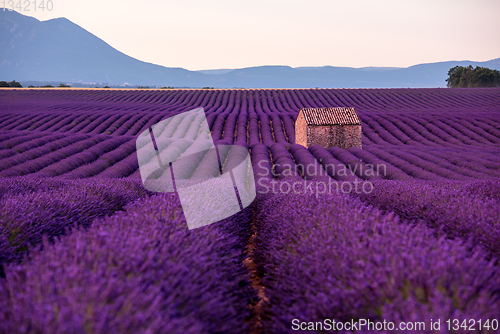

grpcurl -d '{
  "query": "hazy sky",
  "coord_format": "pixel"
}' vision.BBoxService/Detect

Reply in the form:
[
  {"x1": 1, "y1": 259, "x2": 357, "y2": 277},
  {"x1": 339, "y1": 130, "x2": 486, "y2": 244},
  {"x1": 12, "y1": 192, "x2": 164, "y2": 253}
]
[{"x1": 15, "y1": 0, "x2": 500, "y2": 70}]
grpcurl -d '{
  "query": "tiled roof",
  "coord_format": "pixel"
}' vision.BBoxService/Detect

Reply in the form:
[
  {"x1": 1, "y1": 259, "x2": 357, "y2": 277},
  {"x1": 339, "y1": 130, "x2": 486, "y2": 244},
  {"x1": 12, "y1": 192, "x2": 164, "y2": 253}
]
[{"x1": 300, "y1": 107, "x2": 361, "y2": 126}]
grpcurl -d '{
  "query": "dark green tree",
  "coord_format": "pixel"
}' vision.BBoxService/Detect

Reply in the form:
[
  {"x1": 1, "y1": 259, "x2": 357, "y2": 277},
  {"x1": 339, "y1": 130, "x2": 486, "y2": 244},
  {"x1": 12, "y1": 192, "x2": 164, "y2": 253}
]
[
  {"x1": 446, "y1": 65, "x2": 500, "y2": 87},
  {"x1": 8, "y1": 80, "x2": 22, "y2": 87},
  {"x1": 0, "y1": 81, "x2": 22, "y2": 87}
]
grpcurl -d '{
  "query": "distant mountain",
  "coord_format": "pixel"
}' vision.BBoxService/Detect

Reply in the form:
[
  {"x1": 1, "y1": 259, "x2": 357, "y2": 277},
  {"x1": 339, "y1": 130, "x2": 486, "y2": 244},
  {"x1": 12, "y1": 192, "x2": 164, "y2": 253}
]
[
  {"x1": 1, "y1": 10, "x2": 499, "y2": 88},
  {"x1": 196, "y1": 69, "x2": 235, "y2": 75},
  {"x1": 0, "y1": 10, "x2": 203, "y2": 86}
]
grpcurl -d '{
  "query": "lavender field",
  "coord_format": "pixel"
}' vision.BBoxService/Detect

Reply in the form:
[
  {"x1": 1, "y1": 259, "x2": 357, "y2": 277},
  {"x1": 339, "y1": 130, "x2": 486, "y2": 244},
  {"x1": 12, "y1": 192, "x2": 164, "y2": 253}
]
[{"x1": 0, "y1": 87, "x2": 499, "y2": 333}]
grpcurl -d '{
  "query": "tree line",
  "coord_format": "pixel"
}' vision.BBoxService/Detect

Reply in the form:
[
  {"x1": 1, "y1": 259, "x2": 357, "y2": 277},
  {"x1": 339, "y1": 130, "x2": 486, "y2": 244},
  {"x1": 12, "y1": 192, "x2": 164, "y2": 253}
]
[
  {"x1": 3, "y1": 68, "x2": 500, "y2": 89},
  {"x1": 446, "y1": 65, "x2": 500, "y2": 88},
  {"x1": 0, "y1": 81, "x2": 74, "y2": 88},
  {"x1": 0, "y1": 80, "x2": 22, "y2": 87}
]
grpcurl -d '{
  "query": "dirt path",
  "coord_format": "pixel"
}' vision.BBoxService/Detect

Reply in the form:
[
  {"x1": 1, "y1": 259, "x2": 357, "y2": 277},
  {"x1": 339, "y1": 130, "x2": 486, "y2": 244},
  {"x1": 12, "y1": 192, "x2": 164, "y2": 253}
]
[{"x1": 243, "y1": 206, "x2": 269, "y2": 334}]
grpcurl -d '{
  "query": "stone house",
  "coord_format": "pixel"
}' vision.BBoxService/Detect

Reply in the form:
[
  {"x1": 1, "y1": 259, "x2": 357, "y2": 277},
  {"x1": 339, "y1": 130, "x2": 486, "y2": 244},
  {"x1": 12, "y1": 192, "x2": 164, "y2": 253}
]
[{"x1": 295, "y1": 107, "x2": 362, "y2": 149}]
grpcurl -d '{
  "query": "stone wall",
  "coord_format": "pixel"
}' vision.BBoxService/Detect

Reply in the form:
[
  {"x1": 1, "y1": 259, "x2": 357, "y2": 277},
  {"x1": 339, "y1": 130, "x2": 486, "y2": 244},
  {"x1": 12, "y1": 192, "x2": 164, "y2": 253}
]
[
  {"x1": 305, "y1": 124, "x2": 362, "y2": 149},
  {"x1": 296, "y1": 111, "x2": 362, "y2": 149},
  {"x1": 306, "y1": 125, "x2": 331, "y2": 148},
  {"x1": 333, "y1": 124, "x2": 362, "y2": 149},
  {"x1": 295, "y1": 113, "x2": 307, "y2": 146}
]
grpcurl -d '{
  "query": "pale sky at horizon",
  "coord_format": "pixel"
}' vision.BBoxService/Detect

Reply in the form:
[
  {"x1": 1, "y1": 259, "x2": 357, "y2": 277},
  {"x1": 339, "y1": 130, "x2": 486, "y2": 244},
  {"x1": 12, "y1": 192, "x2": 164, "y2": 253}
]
[{"x1": 10, "y1": 0, "x2": 500, "y2": 71}]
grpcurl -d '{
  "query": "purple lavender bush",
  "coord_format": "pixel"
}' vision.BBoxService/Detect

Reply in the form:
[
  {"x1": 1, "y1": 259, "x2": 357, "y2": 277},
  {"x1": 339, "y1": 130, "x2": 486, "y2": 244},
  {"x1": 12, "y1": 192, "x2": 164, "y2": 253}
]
[
  {"x1": 356, "y1": 179, "x2": 500, "y2": 258},
  {"x1": 253, "y1": 190, "x2": 500, "y2": 333},
  {"x1": 1, "y1": 87, "x2": 499, "y2": 333},
  {"x1": 0, "y1": 177, "x2": 150, "y2": 268},
  {"x1": 0, "y1": 194, "x2": 255, "y2": 333}
]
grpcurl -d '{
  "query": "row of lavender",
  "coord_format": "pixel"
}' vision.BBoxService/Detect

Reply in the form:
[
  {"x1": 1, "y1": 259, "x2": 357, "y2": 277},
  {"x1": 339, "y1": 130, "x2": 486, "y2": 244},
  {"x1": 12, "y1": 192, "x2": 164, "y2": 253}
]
[
  {"x1": 253, "y1": 181, "x2": 500, "y2": 333},
  {"x1": 3, "y1": 88, "x2": 500, "y2": 112},
  {"x1": 1, "y1": 89, "x2": 499, "y2": 181},
  {"x1": 0, "y1": 189, "x2": 255, "y2": 333},
  {"x1": 251, "y1": 143, "x2": 500, "y2": 181},
  {"x1": 0, "y1": 88, "x2": 499, "y2": 333},
  {"x1": 0, "y1": 131, "x2": 498, "y2": 180},
  {"x1": 1, "y1": 109, "x2": 498, "y2": 149},
  {"x1": 0, "y1": 177, "x2": 150, "y2": 267},
  {"x1": 1, "y1": 176, "x2": 498, "y2": 333},
  {"x1": 1, "y1": 89, "x2": 499, "y2": 147}
]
